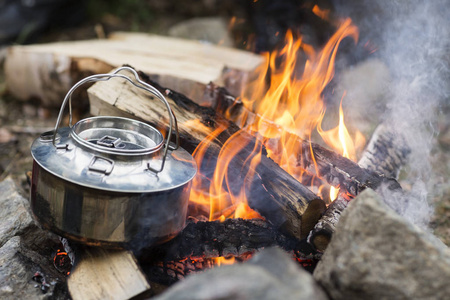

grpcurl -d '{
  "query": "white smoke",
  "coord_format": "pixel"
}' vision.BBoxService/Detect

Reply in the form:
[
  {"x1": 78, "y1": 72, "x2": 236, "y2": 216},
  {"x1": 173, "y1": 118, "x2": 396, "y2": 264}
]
[{"x1": 334, "y1": 0, "x2": 450, "y2": 227}]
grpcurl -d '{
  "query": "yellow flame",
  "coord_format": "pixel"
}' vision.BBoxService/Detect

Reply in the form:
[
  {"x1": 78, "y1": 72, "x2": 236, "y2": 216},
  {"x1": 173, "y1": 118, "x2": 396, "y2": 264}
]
[
  {"x1": 215, "y1": 256, "x2": 236, "y2": 266},
  {"x1": 189, "y1": 17, "x2": 362, "y2": 219},
  {"x1": 330, "y1": 186, "x2": 340, "y2": 201},
  {"x1": 318, "y1": 92, "x2": 366, "y2": 201}
]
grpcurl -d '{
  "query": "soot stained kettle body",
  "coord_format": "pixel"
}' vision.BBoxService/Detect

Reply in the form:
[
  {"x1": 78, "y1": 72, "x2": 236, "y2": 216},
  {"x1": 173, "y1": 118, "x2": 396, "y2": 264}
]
[{"x1": 30, "y1": 67, "x2": 197, "y2": 250}]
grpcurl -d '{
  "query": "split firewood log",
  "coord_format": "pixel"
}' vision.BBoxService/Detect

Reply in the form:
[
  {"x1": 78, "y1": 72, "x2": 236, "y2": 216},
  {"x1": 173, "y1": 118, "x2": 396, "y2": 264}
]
[
  {"x1": 4, "y1": 32, "x2": 264, "y2": 107},
  {"x1": 67, "y1": 247, "x2": 150, "y2": 300},
  {"x1": 357, "y1": 123, "x2": 410, "y2": 178},
  {"x1": 87, "y1": 67, "x2": 326, "y2": 240}
]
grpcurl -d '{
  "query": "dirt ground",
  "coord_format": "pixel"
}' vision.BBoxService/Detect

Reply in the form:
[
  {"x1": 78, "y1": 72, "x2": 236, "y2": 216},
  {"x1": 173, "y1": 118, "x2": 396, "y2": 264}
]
[{"x1": 0, "y1": 2, "x2": 449, "y2": 247}]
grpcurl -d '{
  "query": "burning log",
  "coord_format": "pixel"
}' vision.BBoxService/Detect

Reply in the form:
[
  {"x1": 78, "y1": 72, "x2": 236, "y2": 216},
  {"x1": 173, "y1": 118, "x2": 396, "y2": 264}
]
[
  {"x1": 306, "y1": 197, "x2": 349, "y2": 252},
  {"x1": 211, "y1": 87, "x2": 402, "y2": 195},
  {"x1": 139, "y1": 218, "x2": 317, "y2": 285},
  {"x1": 357, "y1": 123, "x2": 410, "y2": 178},
  {"x1": 141, "y1": 218, "x2": 301, "y2": 262},
  {"x1": 307, "y1": 123, "x2": 409, "y2": 251},
  {"x1": 87, "y1": 67, "x2": 326, "y2": 240}
]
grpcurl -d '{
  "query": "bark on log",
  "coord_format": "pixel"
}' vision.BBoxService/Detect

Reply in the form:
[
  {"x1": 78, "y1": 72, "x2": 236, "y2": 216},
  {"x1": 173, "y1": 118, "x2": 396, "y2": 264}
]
[
  {"x1": 87, "y1": 67, "x2": 326, "y2": 240},
  {"x1": 358, "y1": 123, "x2": 410, "y2": 178},
  {"x1": 307, "y1": 123, "x2": 409, "y2": 251},
  {"x1": 306, "y1": 197, "x2": 349, "y2": 252}
]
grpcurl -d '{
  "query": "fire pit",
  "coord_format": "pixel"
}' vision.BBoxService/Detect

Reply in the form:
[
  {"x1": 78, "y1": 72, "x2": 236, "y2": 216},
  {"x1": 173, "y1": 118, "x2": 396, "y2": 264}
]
[{"x1": 0, "y1": 0, "x2": 449, "y2": 299}]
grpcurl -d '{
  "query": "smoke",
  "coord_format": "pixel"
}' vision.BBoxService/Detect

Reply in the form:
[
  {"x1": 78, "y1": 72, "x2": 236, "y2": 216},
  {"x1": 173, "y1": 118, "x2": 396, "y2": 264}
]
[{"x1": 334, "y1": 0, "x2": 450, "y2": 227}]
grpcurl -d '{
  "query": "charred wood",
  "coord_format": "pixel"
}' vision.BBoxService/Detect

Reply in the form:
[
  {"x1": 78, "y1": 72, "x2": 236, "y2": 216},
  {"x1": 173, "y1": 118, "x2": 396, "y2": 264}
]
[
  {"x1": 358, "y1": 123, "x2": 410, "y2": 178},
  {"x1": 211, "y1": 86, "x2": 402, "y2": 196},
  {"x1": 87, "y1": 67, "x2": 326, "y2": 240},
  {"x1": 139, "y1": 218, "x2": 318, "y2": 286},
  {"x1": 307, "y1": 197, "x2": 349, "y2": 252},
  {"x1": 140, "y1": 218, "x2": 300, "y2": 262},
  {"x1": 307, "y1": 123, "x2": 409, "y2": 251},
  {"x1": 298, "y1": 140, "x2": 402, "y2": 194}
]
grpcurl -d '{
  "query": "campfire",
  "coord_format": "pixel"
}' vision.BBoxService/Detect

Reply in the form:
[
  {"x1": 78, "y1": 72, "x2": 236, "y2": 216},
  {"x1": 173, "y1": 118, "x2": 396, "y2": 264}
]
[
  {"x1": 73, "y1": 11, "x2": 403, "y2": 288},
  {"x1": 1, "y1": 0, "x2": 449, "y2": 299},
  {"x1": 166, "y1": 14, "x2": 367, "y2": 266}
]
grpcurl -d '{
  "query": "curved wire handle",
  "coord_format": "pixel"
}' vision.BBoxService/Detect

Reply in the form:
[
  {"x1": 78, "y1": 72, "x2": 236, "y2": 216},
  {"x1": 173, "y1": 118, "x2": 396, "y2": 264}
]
[{"x1": 52, "y1": 66, "x2": 180, "y2": 173}]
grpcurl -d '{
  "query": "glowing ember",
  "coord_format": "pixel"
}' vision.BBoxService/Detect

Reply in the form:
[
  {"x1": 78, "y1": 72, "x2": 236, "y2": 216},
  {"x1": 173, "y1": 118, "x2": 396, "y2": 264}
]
[
  {"x1": 214, "y1": 256, "x2": 236, "y2": 266},
  {"x1": 53, "y1": 249, "x2": 72, "y2": 275}
]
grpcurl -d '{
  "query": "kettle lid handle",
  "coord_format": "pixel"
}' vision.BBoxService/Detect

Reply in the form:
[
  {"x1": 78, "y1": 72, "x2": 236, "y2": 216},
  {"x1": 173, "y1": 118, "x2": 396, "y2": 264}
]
[{"x1": 52, "y1": 66, "x2": 179, "y2": 173}]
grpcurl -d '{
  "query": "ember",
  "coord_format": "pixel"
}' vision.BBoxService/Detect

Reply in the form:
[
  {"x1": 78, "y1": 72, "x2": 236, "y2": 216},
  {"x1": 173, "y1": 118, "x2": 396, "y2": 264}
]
[
  {"x1": 53, "y1": 249, "x2": 72, "y2": 276},
  {"x1": 32, "y1": 271, "x2": 50, "y2": 294}
]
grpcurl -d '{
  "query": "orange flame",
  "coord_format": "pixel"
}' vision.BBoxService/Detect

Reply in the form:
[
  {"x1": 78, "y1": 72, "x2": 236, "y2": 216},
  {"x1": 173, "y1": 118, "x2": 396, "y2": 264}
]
[
  {"x1": 312, "y1": 5, "x2": 331, "y2": 20},
  {"x1": 187, "y1": 119, "x2": 263, "y2": 221},
  {"x1": 237, "y1": 18, "x2": 359, "y2": 182},
  {"x1": 189, "y1": 16, "x2": 362, "y2": 219},
  {"x1": 214, "y1": 256, "x2": 236, "y2": 266},
  {"x1": 318, "y1": 92, "x2": 366, "y2": 200}
]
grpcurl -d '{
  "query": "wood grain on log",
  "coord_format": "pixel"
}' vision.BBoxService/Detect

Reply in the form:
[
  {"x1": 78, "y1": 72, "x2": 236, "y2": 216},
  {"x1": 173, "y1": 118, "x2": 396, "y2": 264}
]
[
  {"x1": 87, "y1": 67, "x2": 326, "y2": 240},
  {"x1": 67, "y1": 248, "x2": 150, "y2": 300},
  {"x1": 5, "y1": 32, "x2": 263, "y2": 106}
]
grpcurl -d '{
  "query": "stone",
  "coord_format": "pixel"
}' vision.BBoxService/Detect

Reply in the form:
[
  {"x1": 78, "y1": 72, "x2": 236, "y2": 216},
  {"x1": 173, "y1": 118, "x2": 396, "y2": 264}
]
[
  {"x1": 0, "y1": 237, "x2": 44, "y2": 300},
  {"x1": 0, "y1": 177, "x2": 34, "y2": 248},
  {"x1": 168, "y1": 17, "x2": 234, "y2": 47},
  {"x1": 0, "y1": 234, "x2": 69, "y2": 300},
  {"x1": 313, "y1": 189, "x2": 450, "y2": 300},
  {"x1": 153, "y1": 247, "x2": 328, "y2": 300},
  {"x1": 0, "y1": 177, "x2": 70, "y2": 299}
]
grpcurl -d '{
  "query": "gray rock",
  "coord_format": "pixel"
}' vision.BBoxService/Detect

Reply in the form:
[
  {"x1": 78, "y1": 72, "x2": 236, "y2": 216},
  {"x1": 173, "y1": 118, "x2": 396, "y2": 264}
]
[
  {"x1": 168, "y1": 17, "x2": 234, "y2": 47},
  {"x1": 0, "y1": 177, "x2": 69, "y2": 299},
  {"x1": 0, "y1": 177, "x2": 34, "y2": 248},
  {"x1": 154, "y1": 247, "x2": 328, "y2": 300},
  {"x1": 314, "y1": 189, "x2": 450, "y2": 300},
  {"x1": 0, "y1": 237, "x2": 45, "y2": 300}
]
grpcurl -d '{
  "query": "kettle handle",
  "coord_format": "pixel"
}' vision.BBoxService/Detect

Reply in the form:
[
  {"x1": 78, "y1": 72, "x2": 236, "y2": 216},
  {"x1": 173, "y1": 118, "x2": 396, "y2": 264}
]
[{"x1": 53, "y1": 66, "x2": 179, "y2": 173}]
